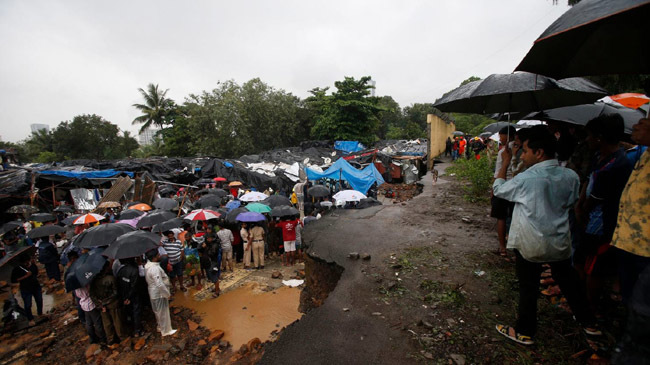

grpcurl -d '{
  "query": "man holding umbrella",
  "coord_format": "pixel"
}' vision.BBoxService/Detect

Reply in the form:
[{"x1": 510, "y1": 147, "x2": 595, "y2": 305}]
[{"x1": 11, "y1": 253, "x2": 42, "y2": 326}]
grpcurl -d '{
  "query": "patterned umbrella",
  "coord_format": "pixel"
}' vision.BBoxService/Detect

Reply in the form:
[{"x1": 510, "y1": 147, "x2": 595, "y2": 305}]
[
  {"x1": 239, "y1": 192, "x2": 269, "y2": 202},
  {"x1": 73, "y1": 213, "x2": 106, "y2": 225},
  {"x1": 184, "y1": 209, "x2": 221, "y2": 221}
]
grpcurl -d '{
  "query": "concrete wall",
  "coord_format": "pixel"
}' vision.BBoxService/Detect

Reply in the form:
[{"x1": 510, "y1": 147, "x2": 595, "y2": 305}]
[{"x1": 426, "y1": 113, "x2": 456, "y2": 169}]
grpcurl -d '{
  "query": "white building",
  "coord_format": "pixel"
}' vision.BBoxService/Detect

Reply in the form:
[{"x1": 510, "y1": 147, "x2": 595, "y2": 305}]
[
  {"x1": 138, "y1": 127, "x2": 161, "y2": 145},
  {"x1": 368, "y1": 80, "x2": 376, "y2": 97},
  {"x1": 30, "y1": 124, "x2": 50, "y2": 134}
]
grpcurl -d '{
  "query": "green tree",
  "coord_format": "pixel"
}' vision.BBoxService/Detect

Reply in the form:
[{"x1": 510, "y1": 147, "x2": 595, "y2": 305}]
[
  {"x1": 51, "y1": 114, "x2": 126, "y2": 160},
  {"x1": 460, "y1": 76, "x2": 481, "y2": 86},
  {"x1": 376, "y1": 96, "x2": 403, "y2": 139},
  {"x1": 132, "y1": 83, "x2": 175, "y2": 133},
  {"x1": 23, "y1": 129, "x2": 54, "y2": 162},
  {"x1": 308, "y1": 76, "x2": 382, "y2": 145},
  {"x1": 403, "y1": 103, "x2": 438, "y2": 131},
  {"x1": 121, "y1": 131, "x2": 140, "y2": 157}
]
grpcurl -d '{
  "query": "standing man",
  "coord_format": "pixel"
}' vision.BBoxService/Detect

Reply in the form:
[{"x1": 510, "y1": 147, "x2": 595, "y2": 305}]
[
  {"x1": 216, "y1": 223, "x2": 234, "y2": 272},
  {"x1": 492, "y1": 126, "x2": 599, "y2": 345},
  {"x1": 116, "y1": 257, "x2": 144, "y2": 337},
  {"x1": 458, "y1": 136, "x2": 467, "y2": 159},
  {"x1": 144, "y1": 249, "x2": 177, "y2": 336},
  {"x1": 249, "y1": 223, "x2": 266, "y2": 269},
  {"x1": 277, "y1": 217, "x2": 299, "y2": 266},
  {"x1": 11, "y1": 253, "x2": 42, "y2": 326},
  {"x1": 90, "y1": 262, "x2": 126, "y2": 344},
  {"x1": 491, "y1": 126, "x2": 516, "y2": 259},
  {"x1": 162, "y1": 231, "x2": 186, "y2": 292},
  {"x1": 240, "y1": 223, "x2": 251, "y2": 270},
  {"x1": 445, "y1": 137, "x2": 452, "y2": 157}
]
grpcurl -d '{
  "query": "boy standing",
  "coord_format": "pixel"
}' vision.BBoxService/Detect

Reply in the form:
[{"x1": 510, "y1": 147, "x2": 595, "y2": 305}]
[{"x1": 144, "y1": 249, "x2": 177, "y2": 336}]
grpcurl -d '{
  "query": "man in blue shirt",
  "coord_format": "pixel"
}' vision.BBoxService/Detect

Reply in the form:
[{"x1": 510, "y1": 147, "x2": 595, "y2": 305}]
[{"x1": 493, "y1": 125, "x2": 599, "y2": 345}]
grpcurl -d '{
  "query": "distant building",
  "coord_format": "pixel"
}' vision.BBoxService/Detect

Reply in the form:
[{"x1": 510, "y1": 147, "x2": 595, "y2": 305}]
[
  {"x1": 368, "y1": 80, "x2": 376, "y2": 97},
  {"x1": 138, "y1": 127, "x2": 160, "y2": 145},
  {"x1": 30, "y1": 124, "x2": 50, "y2": 134}
]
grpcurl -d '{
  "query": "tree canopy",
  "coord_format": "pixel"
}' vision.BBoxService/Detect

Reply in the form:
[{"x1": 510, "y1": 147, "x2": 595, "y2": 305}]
[{"x1": 132, "y1": 83, "x2": 175, "y2": 133}]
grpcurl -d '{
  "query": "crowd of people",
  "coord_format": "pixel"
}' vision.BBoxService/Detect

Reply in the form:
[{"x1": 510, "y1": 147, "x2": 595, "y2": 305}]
[{"x1": 479, "y1": 115, "x2": 649, "y2": 361}]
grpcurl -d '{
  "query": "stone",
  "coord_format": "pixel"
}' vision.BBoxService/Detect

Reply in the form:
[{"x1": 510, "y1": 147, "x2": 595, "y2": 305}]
[
  {"x1": 120, "y1": 337, "x2": 132, "y2": 349},
  {"x1": 371, "y1": 312, "x2": 382, "y2": 316},
  {"x1": 197, "y1": 340, "x2": 207, "y2": 346},
  {"x1": 247, "y1": 338, "x2": 261, "y2": 352},
  {"x1": 271, "y1": 271, "x2": 282, "y2": 279},
  {"x1": 461, "y1": 217, "x2": 471, "y2": 224},
  {"x1": 169, "y1": 346, "x2": 181, "y2": 355},
  {"x1": 84, "y1": 344, "x2": 101, "y2": 359},
  {"x1": 219, "y1": 341, "x2": 229, "y2": 348},
  {"x1": 173, "y1": 308, "x2": 181, "y2": 315},
  {"x1": 342, "y1": 308, "x2": 350, "y2": 312},
  {"x1": 152, "y1": 344, "x2": 172, "y2": 352},
  {"x1": 210, "y1": 345, "x2": 219, "y2": 353},
  {"x1": 446, "y1": 318, "x2": 456, "y2": 326},
  {"x1": 423, "y1": 352, "x2": 434, "y2": 360},
  {"x1": 177, "y1": 339, "x2": 187, "y2": 351},
  {"x1": 208, "y1": 330, "x2": 224, "y2": 342},
  {"x1": 238, "y1": 344, "x2": 248, "y2": 355},
  {"x1": 361, "y1": 253, "x2": 371, "y2": 260},
  {"x1": 133, "y1": 338, "x2": 146, "y2": 351},
  {"x1": 450, "y1": 354, "x2": 466, "y2": 365},
  {"x1": 146, "y1": 353, "x2": 163, "y2": 363},
  {"x1": 39, "y1": 330, "x2": 51, "y2": 338},
  {"x1": 348, "y1": 252, "x2": 360, "y2": 260},
  {"x1": 108, "y1": 343, "x2": 120, "y2": 351},
  {"x1": 187, "y1": 320, "x2": 199, "y2": 331}
]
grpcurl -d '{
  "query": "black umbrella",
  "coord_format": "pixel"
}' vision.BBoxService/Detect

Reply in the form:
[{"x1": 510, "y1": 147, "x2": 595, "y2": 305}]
[
  {"x1": 53, "y1": 205, "x2": 74, "y2": 213},
  {"x1": 516, "y1": 0, "x2": 650, "y2": 78},
  {"x1": 433, "y1": 72, "x2": 607, "y2": 115},
  {"x1": 307, "y1": 185, "x2": 331, "y2": 198},
  {"x1": 61, "y1": 214, "x2": 82, "y2": 226},
  {"x1": 26, "y1": 224, "x2": 66, "y2": 239},
  {"x1": 29, "y1": 213, "x2": 56, "y2": 223},
  {"x1": 479, "y1": 132, "x2": 494, "y2": 139},
  {"x1": 0, "y1": 221, "x2": 22, "y2": 235},
  {"x1": 209, "y1": 189, "x2": 228, "y2": 198},
  {"x1": 270, "y1": 205, "x2": 299, "y2": 218},
  {"x1": 451, "y1": 131, "x2": 465, "y2": 136},
  {"x1": 0, "y1": 246, "x2": 36, "y2": 270},
  {"x1": 119, "y1": 209, "x2": 146, "y2": 220},
  {"x1": 196, "y1": 178, "x2": 214, "y2": 186},
  {"x1": 226, "y1": 207, "x2": 249, "y2": 224},
  {"x1": 72, "y1": 223, "x2": 136, "y2": 248},
  {"x1": 152, "y1": 217, "x2": 184, "y2": 234},
  {"x1": 482, "y1": 122, "x2": 519, "y2": 134},
  {"x1": 103, "y1": 231, "x2": 160, "y2": 260},
  {"x1": 152, "y1": 198, "x2": 178, "y2": 211},
  {"x1": 356, "y1": 198, "x2": 383, "y2": 209},
  {"x1": 64, "y1": 258, "x2": 81, "y2": 292},
  {"x1": 525, "y1": 101, "x2": 645, "y2": 135},
  {"x1": 197, "y1": 195, "x2": 223, "y2": 209},
  {"x1": 6, "y1": 205, "x2": 39, "y2": 214},
  {"x1": 73, "y1": 248, "x2": 107, "y2": 287},
  {"x1": 263, "y1": 195, "x2": 292, "y2": 208},
  {"x1": 136, "y1": 210, "x2": 176, "y2": 228}
]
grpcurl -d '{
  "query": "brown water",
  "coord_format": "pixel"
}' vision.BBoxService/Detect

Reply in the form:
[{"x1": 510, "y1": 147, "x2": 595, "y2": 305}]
[
  {"x1": 0, "y1": 287, "x2": 68, "y2": 316},
  {"x1": 172, "y1": 282, "x2": 303, "y2": 348}
]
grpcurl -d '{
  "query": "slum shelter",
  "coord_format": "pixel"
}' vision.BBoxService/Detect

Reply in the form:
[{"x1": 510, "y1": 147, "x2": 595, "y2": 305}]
[{"x1": 304, "y1": 158, "x2": 385, "y2": 194}]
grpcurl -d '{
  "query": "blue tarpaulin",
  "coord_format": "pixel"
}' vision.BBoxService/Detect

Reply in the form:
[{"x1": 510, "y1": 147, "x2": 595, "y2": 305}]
[
  {"x1": 37, "y1": 169, "x2": 134, "y2": 179},
  {"x1": 305, "y1": 158, "x2": 384, "y2": 194},
  {"x1": 334, "y1": 141, "x2": 365, "y2": 154}
]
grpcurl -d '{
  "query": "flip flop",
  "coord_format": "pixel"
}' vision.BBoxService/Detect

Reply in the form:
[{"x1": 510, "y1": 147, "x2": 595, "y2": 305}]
[{"x1": 495, "y1": 324, "x2": 534, "y2": 345}]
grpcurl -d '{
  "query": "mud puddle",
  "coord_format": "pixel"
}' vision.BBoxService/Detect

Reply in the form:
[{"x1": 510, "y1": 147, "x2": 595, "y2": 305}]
[
  {"x1": 0, "y1": 286, "x2": 68, "y2": 315},
  {"x1": 172, "y1": 282, "x2": 302, "y2": 348}
]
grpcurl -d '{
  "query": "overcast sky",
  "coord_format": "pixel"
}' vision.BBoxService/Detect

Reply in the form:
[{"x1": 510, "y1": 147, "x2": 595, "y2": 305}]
[{"x1": 0, "y1": 0, "x2": 569, "y2": 142}]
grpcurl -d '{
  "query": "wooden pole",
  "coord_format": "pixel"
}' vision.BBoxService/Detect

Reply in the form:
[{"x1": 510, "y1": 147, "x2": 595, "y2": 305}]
[
  {"x1": 51, "y1": 182, "x2": 57, "y2": 207},
  {"x1": 178, "y1": 188, "x2": 190, "y2": 217}
]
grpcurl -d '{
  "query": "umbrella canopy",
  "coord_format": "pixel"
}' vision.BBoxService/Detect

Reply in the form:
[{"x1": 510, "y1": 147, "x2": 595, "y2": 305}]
[
  {"x1": 73, "y1": 248, "x2": 107, "y2": 288},
  {"x1": 64, "y1": 258, "x2": 81, "y2": 291},
  {"x1": 73, "y1": 213, "x2": 105, "y2": 225},
  {"x1": 209, "y1": 188, "x2": 228, "y2": 198},
  {"x1": 270, "y1": 205, "x2": 299, "y2": 218},
  {"x1": 119, "y1": 209, "x2": 145, "y2": 220},
  {"x1": 433, "y1": 72, "x2": 607, "y2": 114},
  {"x1": 525, "y1": 101, "x2": 645, "y2": 135},
  {"x1": 6, "y1": 205, "x2": 39, "y2": 214},
  {"x1": 479, "y1": 132, "x2": 493, "y2": 139},
  {"x1": 129, "y1": 203, "x2": 152, "y2": 211},
  {"x1": 152, "y1": 198, "x2": 178, "y2": 211},
  {"x1": 610, "y1": 93, "x2": 650, "y2": 110},
  {"x1": 184, "y1": 209, "x2": 221, "y2": 221},
  {"x1": 26, "y1": 224, "x2": 66, "y2": 239},
  {"x1": 333, "y1": 190, "x2": 367, "y2": 202},
  {"x1": 228, "y1": 181, "x2": 243, "y2": 187},
  {"x1": 97, "y1": 201, "x2": 121, "y2": 209},
  {"x1": 152, "y1": 217, "x2": 184, "y2": 234},
  {"x1": 103, "y1": 231, "x2": 160, "y2": 260},
  {"x1": 263, "y1": 195, "x2": 292, "y2": 208},
  {"x1": 515, "y1": 0, "x2": 650, "y2": 78},
  {"x1": 0, "y1": 221, "x2": 22, "y2": 235},
  {"x1": 137, "y1": 210, "x2": 176, "y2": 228},
  {"x1": 72, "y1": 223, "x2": 136, "y2": 248},
  {"x1": 53, "y1": 205, "x2": 75, "y2": 213},
  {"x1": 61, "y1": 214, "x2": 82, "y2": 226},
  {"x1": 307, "y1": 185, "x2": 331, "y2": 198},
  {"x1": 196, "y1": 178, "x2": 214, "y2": 185},
  {"x1": 226, "y1": 207, "x2": 249, "y2": 223},
  {"x1": 451, "y1": 131, "x2": 465, "y2": 136},
  {"x1": 239, "y1": 192, "x2": 269, "y2": 202},
  {"x1": 0, "y1": 246, "x2": 36, "y2": 270},
  {"x1": 235, "y1": 212, "x2": 267, "y2": 222},
  {"x1": 198, "y1": 195, "x2": 223, "y2": 209},
  {"x1": 213, "y1": 177, "x2": 227, "y2": 182},
  {"x1": 29, "y1": 213, "x2": 56, "y2": 223},
  {"x1": 225, "y1": 200, "x2": 241, "y2": 211},
  {"x1": 482, "y1": 122, "x2": 519, "y2": 134},
  {"x1": 245, "y1": 202, "x2": 272, "y2": 213}
]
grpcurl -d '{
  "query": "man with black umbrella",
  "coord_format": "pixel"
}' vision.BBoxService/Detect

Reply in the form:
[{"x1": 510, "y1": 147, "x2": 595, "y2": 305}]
[
  {"x1": 116, "y1": 257, "x2": 144, "y2": 337},
  {"x1": 90, "y1": 262, "x2": 126, "y2": 344},
  {"x1": 37, "y1": 234, "x2": 61, "y2": 281}
]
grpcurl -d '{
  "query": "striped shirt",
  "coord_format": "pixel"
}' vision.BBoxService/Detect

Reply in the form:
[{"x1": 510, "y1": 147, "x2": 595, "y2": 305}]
[{"x1": 162, "y1": 238, "x2": 184, "y2": 264}]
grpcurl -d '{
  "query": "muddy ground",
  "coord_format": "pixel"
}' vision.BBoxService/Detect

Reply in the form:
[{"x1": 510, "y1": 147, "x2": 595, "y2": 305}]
[{"x1": 261, "y1": 159, "x2": 622, "y2": 364}]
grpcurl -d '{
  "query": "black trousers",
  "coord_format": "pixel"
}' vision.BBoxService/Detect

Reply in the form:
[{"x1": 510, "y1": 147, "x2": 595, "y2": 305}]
[{"x1": 515, "y1": 250, "x2": 595, "y2": 336}]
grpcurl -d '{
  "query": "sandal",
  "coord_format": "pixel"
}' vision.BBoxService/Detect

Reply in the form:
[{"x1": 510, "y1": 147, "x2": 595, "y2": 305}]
[{"x1": 495, "y1": 324, "x2": 534, "y2": 345}]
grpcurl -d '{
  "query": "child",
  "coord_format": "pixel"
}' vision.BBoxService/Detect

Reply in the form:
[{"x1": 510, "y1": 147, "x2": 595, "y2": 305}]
[{"x1": 144, "y1": 249, "x2": 177, "y2": 336}]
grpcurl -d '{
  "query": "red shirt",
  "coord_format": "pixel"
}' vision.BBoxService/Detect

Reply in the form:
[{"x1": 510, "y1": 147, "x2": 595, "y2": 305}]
[{"x1": 277, "y1": 220, "x2": 298, "y2": 242}]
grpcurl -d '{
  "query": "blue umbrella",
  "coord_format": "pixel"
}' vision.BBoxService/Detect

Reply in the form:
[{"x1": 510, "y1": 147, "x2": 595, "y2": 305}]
[
  {"x1": 73, "y1": 248, "x2": 107, "y2": 288},
  {"x1": 225, "y1": 200, "x2": 241, "y2": 211},
  {"x1": 235, "y1": 212, "x2": 266, "y2": 222}
]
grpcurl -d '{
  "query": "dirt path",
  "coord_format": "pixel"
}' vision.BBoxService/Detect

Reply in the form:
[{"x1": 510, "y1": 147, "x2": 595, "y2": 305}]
[{"x1": 261, "y1": 159, "x2": 610, "y2": 364}]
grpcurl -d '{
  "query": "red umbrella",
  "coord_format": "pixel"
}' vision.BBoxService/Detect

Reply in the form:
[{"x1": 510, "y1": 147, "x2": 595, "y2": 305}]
[
  {"x1": 73, "y1": 213, "x2": 105, "y2": 225},
  {"x1": 610, "y1": 93, "x2": 650, "y2": 116},
  {"x1": 183, "y1": 209, "x2": 221, "y2": 221},
  {"x1": 213, "y1": 177, "x2": 227, "y2": 182}
]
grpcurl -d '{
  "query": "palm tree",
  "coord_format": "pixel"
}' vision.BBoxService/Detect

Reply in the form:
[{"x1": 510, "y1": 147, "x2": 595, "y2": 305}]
[{"x1": 132, "y1": 83, "x2": 174, "y2": 133}]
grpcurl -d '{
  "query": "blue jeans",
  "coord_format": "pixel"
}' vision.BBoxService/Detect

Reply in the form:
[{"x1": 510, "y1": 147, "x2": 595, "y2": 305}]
[
  {"x1": 21, "y1": 286, "x2": 43, "y2": 320},
  {"x1": 452, "y1": 150, "x2": 458, "y2": 160}
]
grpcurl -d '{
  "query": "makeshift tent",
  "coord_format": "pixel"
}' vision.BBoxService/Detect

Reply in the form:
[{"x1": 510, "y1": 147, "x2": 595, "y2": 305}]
[
  {"x1": 305, "y1": 158, "x2": 385, "y2": 194},
  {"x1": 37, "y1": 169, "x2": 134, "y2": 181},
  {"x1": 334, "y1": 141, "x2": 365, "y2": 154}
]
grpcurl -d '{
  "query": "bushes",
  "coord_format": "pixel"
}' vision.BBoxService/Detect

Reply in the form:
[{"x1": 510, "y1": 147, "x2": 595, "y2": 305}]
[{"x1": 446, "y1": 154, "x2": 494, "y2": 202}]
